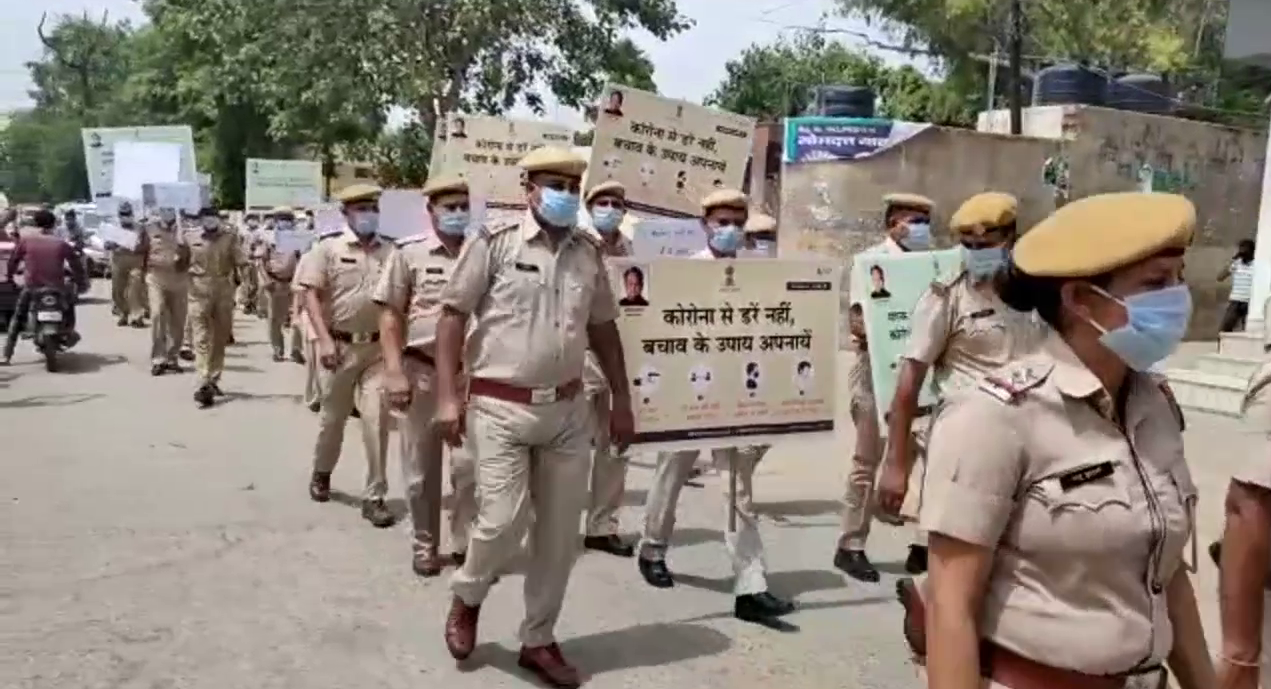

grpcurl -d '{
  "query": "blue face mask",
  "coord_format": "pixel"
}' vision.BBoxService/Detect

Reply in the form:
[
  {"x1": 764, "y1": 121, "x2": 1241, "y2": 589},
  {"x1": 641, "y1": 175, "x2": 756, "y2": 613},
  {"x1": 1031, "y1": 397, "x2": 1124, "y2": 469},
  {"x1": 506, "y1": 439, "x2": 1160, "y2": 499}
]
[
  {"x1": 537, "y1": 188, "x2": 580, "y2": 227},
  {"x1": 436, "y1": 211, "x2": 469, "y2": 237},
  {"x1": 964, "y1": 246, "x2": 1007, "y2": 280},
  {"x1": 592, "y1": 207, "x2": 623, "y2": 234},
  {"x1": 902, "y1": 222, "x2": 931, "y2": 250},
  {"x1": 1089, "y1": 285, "x2": 1192, "y2": 372},
  {"x1": 350, "y1": 211, "x2": 379, "y2": 237},
  {"x1": 709, "y1": 224, "x2": 742, "y2": 254}
]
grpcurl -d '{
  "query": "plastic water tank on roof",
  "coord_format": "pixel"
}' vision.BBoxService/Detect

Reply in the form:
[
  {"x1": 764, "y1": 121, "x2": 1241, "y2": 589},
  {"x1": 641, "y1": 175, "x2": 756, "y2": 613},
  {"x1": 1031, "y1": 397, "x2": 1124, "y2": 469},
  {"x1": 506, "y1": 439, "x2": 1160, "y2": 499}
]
[
  {"x1": 1032, "y1": 64, "x2": 1105, "y2": 106},
  {"x1": 806, "y1": 85, "x2": 876, "y2": 118},
  {"x1": 1105, "y1": 74, "x2": 1173, "y2": 115}
]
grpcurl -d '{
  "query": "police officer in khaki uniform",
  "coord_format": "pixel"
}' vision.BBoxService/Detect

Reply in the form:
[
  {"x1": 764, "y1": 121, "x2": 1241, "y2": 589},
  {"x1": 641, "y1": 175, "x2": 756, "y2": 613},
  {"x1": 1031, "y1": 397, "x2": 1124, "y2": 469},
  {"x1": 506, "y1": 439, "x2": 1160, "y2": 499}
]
[
  {"x1": 580, "y1": 180, "x2": 636, "y2": 557},
  {"x1": 259, "y1": 207, "x2": 302, "y2": 362},
  {"x1": 434, "y1": 147, "x2": 634, "y2": 688},
  {"x1": 297, "y1": 183, "x2": 394, "y2": 528},
  {"x1": 293, "y1": 249, "x2": 323, "y2": 412},
  {"x1": 184, "y1": 206, "x2": 241, "y2": 407},
  {"x1": 912, "y1": 192, "x2": 1213, "y2": 689},
  {"x1": 107, "y1": 202, "x2": 147, "y2": 328},
  {"x1": 237, "y1": 214, "x2": 263, "y2": 315},
  {"x1": 836, "y1": 191, "x2": 935, "y2": 583},
  {"x1": 137, "y1": 206, "x2": 191, "y2": 376},
  {"x1": 877, "y1": 192, "x2": 1046, "y2": 576}
]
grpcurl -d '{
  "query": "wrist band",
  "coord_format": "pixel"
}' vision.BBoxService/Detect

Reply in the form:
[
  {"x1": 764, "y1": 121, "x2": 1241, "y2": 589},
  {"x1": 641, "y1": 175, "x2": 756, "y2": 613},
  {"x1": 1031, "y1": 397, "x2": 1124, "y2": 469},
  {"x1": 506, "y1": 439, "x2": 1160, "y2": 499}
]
[{"x1": 1219, "y1": 652, "x2": 1262, "y2": 668}]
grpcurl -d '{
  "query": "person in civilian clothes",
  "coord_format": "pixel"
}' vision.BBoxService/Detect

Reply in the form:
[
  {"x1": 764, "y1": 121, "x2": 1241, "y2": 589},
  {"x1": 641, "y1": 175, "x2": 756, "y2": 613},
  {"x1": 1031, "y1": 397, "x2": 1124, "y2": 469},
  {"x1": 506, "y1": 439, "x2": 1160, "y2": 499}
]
[{"x1": 1219, "y1": 238, "x2": 1255, "y2": 332}]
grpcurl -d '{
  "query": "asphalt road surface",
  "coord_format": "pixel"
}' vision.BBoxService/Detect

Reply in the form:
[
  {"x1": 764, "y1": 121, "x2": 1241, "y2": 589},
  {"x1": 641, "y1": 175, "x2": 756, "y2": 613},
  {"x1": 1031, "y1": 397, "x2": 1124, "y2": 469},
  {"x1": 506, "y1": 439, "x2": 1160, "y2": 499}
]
[{"x1": 0, "y1": 283, "x2": 1241, "y2": 688}]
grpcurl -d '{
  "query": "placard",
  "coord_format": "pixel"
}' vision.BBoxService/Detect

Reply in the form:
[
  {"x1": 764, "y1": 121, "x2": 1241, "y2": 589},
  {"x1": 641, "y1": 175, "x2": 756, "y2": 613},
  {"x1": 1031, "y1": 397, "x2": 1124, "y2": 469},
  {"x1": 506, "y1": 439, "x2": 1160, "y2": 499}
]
[
  {"x1": 142, "y1": 182, "x2": 206, "y2": 213},
  {"x1": 274, "y1": 230, "x2": 316, "y2": 255},
  {"x1": 435, "y1": 114, "x2": 574, "y2": 210},
  {"x1": 111, "y1": 141, "x2": 183, "y2": 205},
  {"x1": 609, "y1": 257, "x2": 840, "y2": 451},
  {"x1": 782, "y1": 117, "x2": 931, "y2": 164},
  {"x1": 631, "y1": 217, "x2": 707, "y2": 258},
  {"x1": 312, "y1": 204, "x2": 345, "y2": 235},
  {"x1": 81, "y1": 125, "x2": 197, "y2": 199},
  {"x1": 378, "y1": 189, "x2": 429, "y2": 239},
  {"x1": 589, "y1": 84, "x2": 755, "y2": 217},
  {"x1": 855, "y1": 249, "x2": 964, "y2": 427},
  {"x1": 98, "y1": 225, "x2": 140, "y2": 251},
  {"x1": 244, "y1": 159, "x2": 324, "y2": 210}
]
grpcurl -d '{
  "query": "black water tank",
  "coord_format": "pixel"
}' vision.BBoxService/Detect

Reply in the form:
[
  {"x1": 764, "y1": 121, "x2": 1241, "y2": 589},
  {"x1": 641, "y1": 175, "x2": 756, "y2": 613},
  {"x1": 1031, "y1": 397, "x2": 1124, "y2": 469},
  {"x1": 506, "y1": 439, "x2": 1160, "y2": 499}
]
[
  {"x1": 806, "y1": 85, "x2": 876, "y2": 118},
  {"x1": 1106, "y1": 74, "x2": 1173, "y2": 115},
  {"x1": 1032, "y1": 64, "x2": 1105, "y2": 106}
]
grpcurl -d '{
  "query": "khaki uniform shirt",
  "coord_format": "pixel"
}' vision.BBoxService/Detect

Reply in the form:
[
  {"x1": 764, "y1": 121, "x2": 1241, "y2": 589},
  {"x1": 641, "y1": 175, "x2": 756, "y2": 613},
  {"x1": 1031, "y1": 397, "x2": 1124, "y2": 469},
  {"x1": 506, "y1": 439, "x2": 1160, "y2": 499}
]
[
  {"x1": 905, "y1": 271, "x2": 1048, "y2": 397},
  {"x1": 1234, "y1": 360, "x2": 1271, "y2": 501},
  {"x1": 296, "y1": 229, "x2": 392, "y2": 335},
  {"x1": 920, "y1": 333, "x2": 1197, "y2": 675},
  {"x1": 261, "y1": 236, "x2": 300, "y2": 286},
  {"x1": 846, "y1": 237, "x2": 907, "y2": 401},
  {"x1": 141, "y1": 221, "x2": 188, "y2": 273},
  {"x1": 583, "y1": 232, "x2": 633, "y2": 395},
  {"x1": 182, "y1": 228, "x2": 240, "y2": 297},
  {"x1": 372, "y1": 233, "x2": 461, "y2": 358},
  {"x1": 440, "y1": 212, "x2": 619, "y2": 389}
]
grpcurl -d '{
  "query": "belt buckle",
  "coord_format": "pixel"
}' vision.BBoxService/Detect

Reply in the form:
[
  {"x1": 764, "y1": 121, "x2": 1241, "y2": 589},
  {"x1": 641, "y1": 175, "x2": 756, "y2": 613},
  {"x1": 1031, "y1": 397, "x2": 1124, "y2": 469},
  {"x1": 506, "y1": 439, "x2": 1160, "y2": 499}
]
[
  {"x1": 350, "y1": 332, "x2": 372, "y2": 344},
  {"x1": 530, "y1": 387, "x2": 558, "y2": 404}
]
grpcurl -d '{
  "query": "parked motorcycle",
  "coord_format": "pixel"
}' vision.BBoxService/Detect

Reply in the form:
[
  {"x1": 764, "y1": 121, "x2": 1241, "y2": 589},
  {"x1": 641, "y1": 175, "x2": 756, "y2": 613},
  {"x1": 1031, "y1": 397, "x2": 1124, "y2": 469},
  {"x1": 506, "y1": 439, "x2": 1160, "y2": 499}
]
[{"x1": 25, "y1": 287, "x2": 78, "y2": 371}]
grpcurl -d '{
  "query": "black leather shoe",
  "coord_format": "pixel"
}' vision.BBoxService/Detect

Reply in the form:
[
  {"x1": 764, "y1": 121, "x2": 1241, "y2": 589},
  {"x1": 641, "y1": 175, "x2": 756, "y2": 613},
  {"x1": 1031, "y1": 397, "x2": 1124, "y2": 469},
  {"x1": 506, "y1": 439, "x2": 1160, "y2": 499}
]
[
  {"x1": 307, "y1": 401, "x2": 321, "y2": 413},
  {"x1": 350, "y1": 407, "x2": 362, "y2": 420},
  {"x1": 905, "y1": 545, "x2": 928, "y2": 575},
  {"x1": 735, "y1": 591, "x2": 797, "y2": 625},
  {"x1": 290, "y1": 350, "x2": 305, "y2": 365},
  {"x1": 833, "y1": 548, "x2": 880, "y2": 583},
  {"x1": 151, "y1": 363, "x2": 166, "y2": 376},
  {"x1": 1209, "y1": 540, "x2": 1221, "y2": 568},
  {"x1": 164, "y1": 361, "x2": 182, "y2": 373},
  {"x1": 194, "y1": 384, "x2": 215, "y2": 408},
  {"x1": 637, "y1": 557, "x2": 674, "y2": 588},
  {"x1": 178, "y1": 349, "x2": 195, "y2": 361},
  {"x1": 209, "y1": 383, "x2": 225, "y2": 397},
  {"x1": 450, "y1": 552, "x2": 466, "y2": 568},
  {"x1": 361, "y1": 499, "x2": 396, "y2": 528},
  {"x1": 584, "y1": 534, "x2": 635, "y2": 557},
  {"x1": 308, "y1": 472, "x2": 331, "y2": 502}
]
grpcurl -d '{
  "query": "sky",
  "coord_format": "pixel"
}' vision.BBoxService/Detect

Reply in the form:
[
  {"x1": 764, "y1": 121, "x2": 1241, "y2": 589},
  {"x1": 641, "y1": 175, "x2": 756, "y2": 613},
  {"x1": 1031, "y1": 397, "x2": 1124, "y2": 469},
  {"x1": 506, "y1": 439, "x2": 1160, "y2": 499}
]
[{"x1": 0, "y1": 0, "x2": 925, "y2": 123}]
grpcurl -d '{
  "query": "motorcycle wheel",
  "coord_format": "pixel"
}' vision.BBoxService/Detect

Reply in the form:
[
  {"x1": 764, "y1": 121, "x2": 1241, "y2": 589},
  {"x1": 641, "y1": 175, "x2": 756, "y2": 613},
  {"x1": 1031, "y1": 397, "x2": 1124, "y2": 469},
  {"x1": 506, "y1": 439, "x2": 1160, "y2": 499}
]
[{"x1": 41, "y1": 343, "x2": 58, "y2": 372}]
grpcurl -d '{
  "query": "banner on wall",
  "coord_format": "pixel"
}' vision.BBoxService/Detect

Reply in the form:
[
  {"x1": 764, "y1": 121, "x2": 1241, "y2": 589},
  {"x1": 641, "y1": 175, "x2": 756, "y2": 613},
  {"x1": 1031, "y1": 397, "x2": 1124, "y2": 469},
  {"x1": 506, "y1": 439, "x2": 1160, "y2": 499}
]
[{"x1": 783, "y1": 117, "x2": 931, "y2": 164}]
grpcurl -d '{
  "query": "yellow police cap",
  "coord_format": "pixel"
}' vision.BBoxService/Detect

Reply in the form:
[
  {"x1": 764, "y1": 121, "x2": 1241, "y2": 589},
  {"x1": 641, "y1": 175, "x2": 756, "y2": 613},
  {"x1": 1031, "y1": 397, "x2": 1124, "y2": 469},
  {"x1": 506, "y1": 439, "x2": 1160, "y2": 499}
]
[
  {"x1": 1014, "y1": 192, "x2": 1194, "y2": 278},
  {"x1": 701, "y1": 188, "x2": 748, "y2": 214},
  {"x1": 585, "y1": 180, "x2": 625, "y2": 203},
  {"x1": 950, "y1": 192, "x2": 1017, "y2": 235},
  {"x1": 519, "y1": 146, "x2": 588, "y2": 178},
  {"x1": 421, "y1": 175, "x2": 468, "y2": 199},
  {"x1": 336, "y1": 183, "x2": 382, "y2": 204},
  {"x1": 744, "y1": 212, "x2": 776, "y2": 234},
  {"x1": 270, "y1": 205, "x2": 295, "y2": 216},
  {"x1": 883, "y1": 192, "x2": 934, "y2": 212}
]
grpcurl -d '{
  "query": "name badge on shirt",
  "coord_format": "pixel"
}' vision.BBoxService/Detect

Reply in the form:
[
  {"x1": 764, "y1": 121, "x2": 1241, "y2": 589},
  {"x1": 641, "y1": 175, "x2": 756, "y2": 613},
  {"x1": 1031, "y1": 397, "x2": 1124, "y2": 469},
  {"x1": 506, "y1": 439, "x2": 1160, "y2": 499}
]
[
  {"x1": 969, "y1": 308, "x2": 996, "y2": 319},
  {"x1": 514, "y1": 262, "x2": 540, "y2": 273},
  {"x1": 1057, "y1": 461, "x2": 1115, "y2": 491},
  {"x1": 425, "y1": 267, "x2": 445, "y2": 275},
  {"x1": 339, "y1": 257, "x2": 357, "y2": 264}
]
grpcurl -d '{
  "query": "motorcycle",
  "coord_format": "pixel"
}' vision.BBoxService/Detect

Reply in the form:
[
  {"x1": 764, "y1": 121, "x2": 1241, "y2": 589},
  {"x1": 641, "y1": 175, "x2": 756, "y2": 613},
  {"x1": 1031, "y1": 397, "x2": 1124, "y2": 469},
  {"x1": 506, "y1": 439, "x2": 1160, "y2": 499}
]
[{"x1": 25, "y1": 286, "x2": 77, "y2": 371}]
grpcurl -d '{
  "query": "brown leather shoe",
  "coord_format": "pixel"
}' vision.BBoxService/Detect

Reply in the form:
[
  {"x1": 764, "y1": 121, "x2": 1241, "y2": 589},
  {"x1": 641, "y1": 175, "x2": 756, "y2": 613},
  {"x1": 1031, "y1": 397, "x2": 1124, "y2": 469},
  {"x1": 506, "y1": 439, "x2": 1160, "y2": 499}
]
[
  {"x1": 518, "y1": 643, "x2": 581, "y2": 688},
  {"x1": 413, "y1": 554, "x2": 443, "y2": 578},
  {"x1": 444, "y1": 596, "x2": 480, "y2": 660},
  {"x1": 309, "y1": 472, "x2": 331, "y2": 502}
]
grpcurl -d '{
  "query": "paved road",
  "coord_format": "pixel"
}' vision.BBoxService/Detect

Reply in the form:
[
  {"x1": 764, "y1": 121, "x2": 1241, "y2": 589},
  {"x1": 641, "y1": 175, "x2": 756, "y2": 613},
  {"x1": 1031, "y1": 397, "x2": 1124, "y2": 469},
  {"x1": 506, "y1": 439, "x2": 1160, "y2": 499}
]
[{"x1": 0, "y1": 283, "x2": 1243, "y2": 689}]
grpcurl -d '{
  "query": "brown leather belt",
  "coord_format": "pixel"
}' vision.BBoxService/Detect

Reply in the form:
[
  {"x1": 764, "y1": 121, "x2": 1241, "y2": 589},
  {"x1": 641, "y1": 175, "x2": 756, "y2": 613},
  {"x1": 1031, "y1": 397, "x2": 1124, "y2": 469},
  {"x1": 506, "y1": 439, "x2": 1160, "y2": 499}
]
[
  {"x1": 332, "y1": 330, "x2": 379, "y2": 344},
  {"x1": 468, "y1": 377, "x2": 581, "y2": 405},
  {"x1": 403, "y1": 348, "x2": 435, "y2": 368},
  {"x1": 896, "y1": 578, "x2": 1158, "y2": 689}
]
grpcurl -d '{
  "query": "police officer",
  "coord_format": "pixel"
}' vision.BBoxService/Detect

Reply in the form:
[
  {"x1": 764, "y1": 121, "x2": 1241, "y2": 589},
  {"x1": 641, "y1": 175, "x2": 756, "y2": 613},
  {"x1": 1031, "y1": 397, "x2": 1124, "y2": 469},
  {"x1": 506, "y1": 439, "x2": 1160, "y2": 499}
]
[
  {"x1": 434, "y1": 147, "x2": 635, "y2": 687},
  {"x1": 836, "y1": 191, "x2": 934, "y2": 583},
  {"x1": 184, "y1": 206, "x2": 240, "y2": 407},
  {"x1": 107, "y1": 202, "x2": 146, "y2": 328},
  {"x1": 877, "y1": 192, "x2": 1046, "y2": 575},
  {"x1": 137, "y1": 205, "x2": 191, "y2": 376},
  {"x1": 374, "y1": 175, "x2": 477, "y2": 577},
  {"x1": 913, "y1": 192, "x2": 1213, "y2": 689},
  {"x1": 292, "y1": 248, "x2": 323, "y2": 412},
  {"x1": 297, "y1": 183, "x2": 394, "y2": 528},
  {"x1": 237, "y1": 214, "x2": 263, "y2": 315},
  {"x1": 259, "y1": 207, "x2": 301, "y2": 362},
  {"x1": 580, "y1": 180, "x2": 636, "y2": 557},
  {"x1": 635, "y1": 189, "x2": 796, "y2": 629}
]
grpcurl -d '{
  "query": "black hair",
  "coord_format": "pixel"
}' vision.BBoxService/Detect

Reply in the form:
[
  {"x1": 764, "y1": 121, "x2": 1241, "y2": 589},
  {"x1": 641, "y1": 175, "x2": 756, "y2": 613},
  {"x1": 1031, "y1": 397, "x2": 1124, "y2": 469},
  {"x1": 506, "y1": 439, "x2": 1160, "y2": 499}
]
[
  {"x1": 33, "y1": 209, "x2": 56, "y2": 229},
  {"x1": 1239, "y1": 239, "x2": 1255, "y2": 250},
  {"x1": 623, "y1": 266, "x2": 645, "y2": 285},
  {"x1": 609, "y1": 91, "x2": 624, "y2": 104},
  {"x1": 797, "y1": 361, "x2": 811, "y2": 373},
  {"x1": 870, "y1": 264, "x2": 884, "y2": 277},
  {"x1": 64, "y1": 209, "x2": 77, "y2": 217},
  {"x1": 996, "y1": 263, "x2": 1112, "y2": 330},
  {"x1": 884, "y1": 204, "x2": 928, "y2": 228}
]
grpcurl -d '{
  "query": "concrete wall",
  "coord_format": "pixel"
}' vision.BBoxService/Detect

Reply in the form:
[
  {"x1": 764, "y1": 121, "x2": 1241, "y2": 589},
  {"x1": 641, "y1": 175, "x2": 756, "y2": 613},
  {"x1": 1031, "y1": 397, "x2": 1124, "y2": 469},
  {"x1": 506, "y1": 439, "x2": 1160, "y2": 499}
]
[{"x1": 776, "y1": 126, "x2": 1062, "y2": 348}]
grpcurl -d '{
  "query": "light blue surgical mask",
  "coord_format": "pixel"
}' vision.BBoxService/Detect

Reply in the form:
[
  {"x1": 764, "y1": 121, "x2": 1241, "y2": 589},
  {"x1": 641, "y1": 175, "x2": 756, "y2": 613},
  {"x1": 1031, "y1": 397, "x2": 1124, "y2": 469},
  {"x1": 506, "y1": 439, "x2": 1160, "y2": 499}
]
[
  {"x1": 537, "y1": 188, "x2": 580, "y2": 227},
  {"x1": 709, "y1": 224, "x2": 742, "y2": 254},
  {"x1": 964, "y1": 246, "x2": 1007, "y2": 280},
  {"x1": 437, "y1": 210, "x2": 469, "y2": 237},
  {"x1": 1088, "y1": 284, "x2": 1192, "y2": 372},
  {"x1": 350, "y1": 211, "x2": 379, "y2": 237},
  {"x1": 592, "y1": 207, "x2": 623, "y2": 234},
  {"x1": 902, "y1": 222, "x2": 931, "y2": 250}
]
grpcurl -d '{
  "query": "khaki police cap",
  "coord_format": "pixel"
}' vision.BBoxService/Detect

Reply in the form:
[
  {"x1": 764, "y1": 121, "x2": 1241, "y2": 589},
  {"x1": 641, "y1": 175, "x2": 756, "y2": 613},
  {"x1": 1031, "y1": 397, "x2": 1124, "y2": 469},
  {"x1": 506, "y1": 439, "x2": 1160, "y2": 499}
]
[
  {"x1": 335, "y1": 183, "x2": 382, "y2": 204},
  {"x1": 701, "y1": 188, "x2": 749, "y2": 214},
  {"x1": 585, "y1": 180, "x2": 626, "y2": 203},
  {"x1": 519, "y1": 146, "x2": 588, "y2": 178},
  {"x1": 950, "y1": 192, "x2": 1018, "y2": 235},
  {"x1": 421, "y1": 175, "x2": 468, "y2": 200},
  {"x1": 883, "y1": 192, "x2": 934, "y2": 212},
  {"x1": 744, "y1": 212, "x2": 777, "y2": 234},
  {"x1": 270, "y1": 205, "x2": 295, "y2": 217},
  {"x1": 1013, "y1": 192, "x2": 1195, "y2": 278}
]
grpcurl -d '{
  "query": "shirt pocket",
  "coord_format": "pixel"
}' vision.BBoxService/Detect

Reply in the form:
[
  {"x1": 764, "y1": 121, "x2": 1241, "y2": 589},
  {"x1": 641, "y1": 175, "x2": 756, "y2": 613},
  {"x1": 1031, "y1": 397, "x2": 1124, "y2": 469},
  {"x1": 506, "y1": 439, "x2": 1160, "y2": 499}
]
[
  {"x1": 495, "y1": 262, "x2": 542, "y2": 310},
  {"x1": 332, "y1": 257, "x2": 366, "y2": 292},
  {"x1": 1018, "y1": 460, "x2": 1137, "y2": 555}
]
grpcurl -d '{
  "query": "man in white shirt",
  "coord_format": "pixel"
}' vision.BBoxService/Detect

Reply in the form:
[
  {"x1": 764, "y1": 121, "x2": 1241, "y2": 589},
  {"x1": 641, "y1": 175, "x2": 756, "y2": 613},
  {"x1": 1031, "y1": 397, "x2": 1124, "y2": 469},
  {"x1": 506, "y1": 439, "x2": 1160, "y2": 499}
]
[{"x1": 1220, "y1": 239, "x2": 1255, "y2": 332}]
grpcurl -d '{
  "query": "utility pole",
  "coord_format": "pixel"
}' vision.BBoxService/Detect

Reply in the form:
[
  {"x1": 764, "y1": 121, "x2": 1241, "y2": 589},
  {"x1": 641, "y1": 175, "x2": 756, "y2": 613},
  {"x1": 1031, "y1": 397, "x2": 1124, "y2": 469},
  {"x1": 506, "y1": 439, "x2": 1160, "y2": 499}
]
[{"x1": 1007, "y1": 0, "x2": 1024, "y2": 134}]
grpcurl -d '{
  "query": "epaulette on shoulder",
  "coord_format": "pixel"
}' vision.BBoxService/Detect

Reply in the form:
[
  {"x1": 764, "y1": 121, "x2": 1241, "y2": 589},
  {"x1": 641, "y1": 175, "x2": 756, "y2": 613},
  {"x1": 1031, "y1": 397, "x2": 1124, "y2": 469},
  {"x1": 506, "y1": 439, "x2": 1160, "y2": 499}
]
[
  {"x1": 485, "y1": 223, "x2": 516, "y2": 238},
  {"x1": 317, "y1": 230, "x2": 343, "y2": 241},
  {"x1": 1154, "y1": 379, "x2": 1186, "y2": 432},
  {"x1": 576, "y1": 230, "x2": 603, "y2": 250},
  {"x1": 395, "y1": 232, "x2": 429, "y2": 248},
  {"x1": 977, "y1": 360, "x2": 1053, "y2": 404},
  {"x1": 929, "y1": 269, "x2": 966, "y2": 298}
]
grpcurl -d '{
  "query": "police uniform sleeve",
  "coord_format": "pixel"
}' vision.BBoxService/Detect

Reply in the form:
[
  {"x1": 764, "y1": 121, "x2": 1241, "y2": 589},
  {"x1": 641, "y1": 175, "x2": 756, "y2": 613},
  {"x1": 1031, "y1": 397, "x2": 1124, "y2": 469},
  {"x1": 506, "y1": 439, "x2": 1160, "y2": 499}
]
[
  {"x1": 920, "y1": 392, "x2": 1026, "y2": 546},
  {"x1": 588, "y1": 251, "x2": 619, "y2": 325},
  {"x1": 1234, "y1": 362, "x2": 1271, "y2": 490},
  {"x1": 373, "y1": 248, "x2": 410, "y2": 311},
  {"x1": 439, "y1": 232, "x2": 492, "y2": 315},
  {"x1": 905, "y1": 288, "x2": 952, "y2": 364},
  {"x1": 296, "y1": 240, "x2": 330, "y2": 290}
]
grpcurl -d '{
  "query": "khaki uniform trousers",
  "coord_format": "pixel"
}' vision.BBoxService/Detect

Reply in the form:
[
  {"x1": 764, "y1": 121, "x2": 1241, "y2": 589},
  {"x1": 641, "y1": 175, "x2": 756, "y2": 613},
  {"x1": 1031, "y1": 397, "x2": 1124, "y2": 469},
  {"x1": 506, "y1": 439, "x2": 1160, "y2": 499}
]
[
  {"x1": 262, "y1": 283, "x2": 296, "y2": 355},
  {"x1": 188, "y1": 278, "x2": 235, "y2": 386},
  {"x1": 313, "y1": 341, "x2": 387, "y2": 499},
  {"x1": 253, "y1": 265, "x2": 270, "y2": 317},
  {"x1": 182, "y1": 314, "x2": 193, "y2": 354},
  {"x1": 380, "y1": 356, "x2": 477, "y2": 558},
  {"x1": 638, "y1": 446, "x2": 769, "y2": 596},
  {"x1": 450, "y1": 392, "x2": 592, "y2": 647},
  {"x1": 299, "y1": 313, "x2": 322, "y2": 407},
  {"x1": 146, "y1": 271, "x2": 189, "y2": 365},
  {"x1": 585, "y1": 389, "x2": 629, "y2": 537},
  {"x1": 236, "y1": 262, "x2": 258, "y2": 311},
  {"x1": 110, "y1": 252, "x2": 145, "y2": 320}
]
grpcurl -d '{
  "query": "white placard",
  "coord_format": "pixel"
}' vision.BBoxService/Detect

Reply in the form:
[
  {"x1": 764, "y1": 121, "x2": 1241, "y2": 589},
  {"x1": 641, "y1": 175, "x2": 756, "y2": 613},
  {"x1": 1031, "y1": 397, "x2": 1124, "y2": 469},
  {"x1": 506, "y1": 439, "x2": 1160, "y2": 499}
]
[
  {"x1": 274, "y1": 230, "x2": 315, "y2": 255},
  {"x1": 143, "y1": 182, "x2": 205, "y2": 213},
  {"x1": 112, "y1": 141, "x2": 182, "y2": 205},
  {"x1": 378, "y1": 189, "x2": 428, "y2": 239},
  {"x1": 632, "y1": 217, "x2": 707, "y2": 258},
  {"x1": 313, "y1": 205, "x2": 345, "y2": 235},
  {"x1": 98, "y1": 225, "x2": 139, "y2": 251},
  {"x1": 81, "y1": 125, "x2": 197, "y2": 199}
]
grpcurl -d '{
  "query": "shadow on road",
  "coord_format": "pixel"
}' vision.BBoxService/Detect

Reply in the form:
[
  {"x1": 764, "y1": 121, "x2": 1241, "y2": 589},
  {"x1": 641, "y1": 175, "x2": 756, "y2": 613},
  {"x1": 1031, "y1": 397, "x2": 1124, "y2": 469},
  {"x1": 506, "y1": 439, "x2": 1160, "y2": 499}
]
[
  {"x1": 329, "y1": 490, "x2": 409, "y2": 521},
  {"x1": 57, "y1": 352, "x2": 128, "y2": 374},
  {"x1": 0, "y1": 392, "x2": 105, "y2": 409},
  {"x1": 755, "y1": 498, "x2": 842, "y2": 519},
  {"x1": 672, "y1": 568, "x2": 846, "y2": 598}
]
